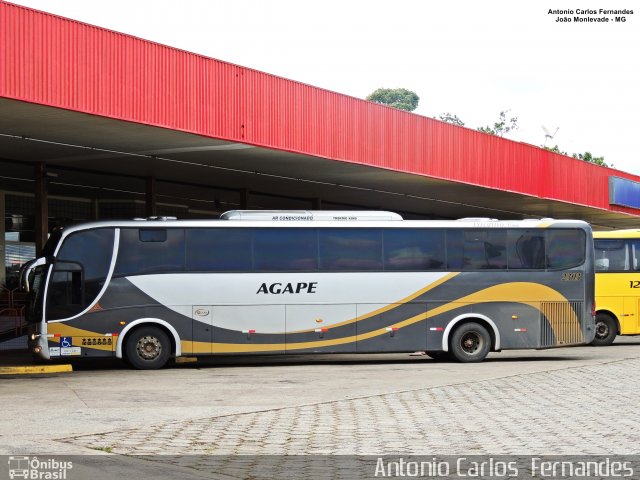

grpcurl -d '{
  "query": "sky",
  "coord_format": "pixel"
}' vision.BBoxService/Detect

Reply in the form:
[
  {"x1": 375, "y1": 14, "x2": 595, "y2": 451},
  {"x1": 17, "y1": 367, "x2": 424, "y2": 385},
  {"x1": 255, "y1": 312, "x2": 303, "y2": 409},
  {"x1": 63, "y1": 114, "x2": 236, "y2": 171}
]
[{"x1": 8, "y1": 0, "x2": 640, "y2": 174}]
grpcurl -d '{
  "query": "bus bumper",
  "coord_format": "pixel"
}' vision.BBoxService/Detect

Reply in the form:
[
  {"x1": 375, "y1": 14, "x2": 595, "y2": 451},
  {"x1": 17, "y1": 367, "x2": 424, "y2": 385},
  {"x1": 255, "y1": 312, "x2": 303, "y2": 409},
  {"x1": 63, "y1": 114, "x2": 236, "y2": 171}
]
[{"x1": 27, "y1": 332, "x2": 50, "y2": 360}]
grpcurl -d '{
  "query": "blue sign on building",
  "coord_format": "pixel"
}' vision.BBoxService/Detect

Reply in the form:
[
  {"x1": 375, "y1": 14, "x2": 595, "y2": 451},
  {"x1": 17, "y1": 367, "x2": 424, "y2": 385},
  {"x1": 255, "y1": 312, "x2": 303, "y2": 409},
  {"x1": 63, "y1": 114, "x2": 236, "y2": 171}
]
[{"x1": 609, "y1": 176, "x2": 640, "y2": 209}]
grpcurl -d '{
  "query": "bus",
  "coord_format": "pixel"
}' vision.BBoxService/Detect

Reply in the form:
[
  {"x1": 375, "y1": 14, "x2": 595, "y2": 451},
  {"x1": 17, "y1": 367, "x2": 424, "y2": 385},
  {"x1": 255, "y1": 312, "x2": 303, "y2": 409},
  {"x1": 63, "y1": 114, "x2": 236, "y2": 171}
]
[
  {"x1": 21, "y1": 211, "x2": 595, "y2": 369},
  {"x1": 592, "y1": 229, "x2": 640, "y2": 345}
]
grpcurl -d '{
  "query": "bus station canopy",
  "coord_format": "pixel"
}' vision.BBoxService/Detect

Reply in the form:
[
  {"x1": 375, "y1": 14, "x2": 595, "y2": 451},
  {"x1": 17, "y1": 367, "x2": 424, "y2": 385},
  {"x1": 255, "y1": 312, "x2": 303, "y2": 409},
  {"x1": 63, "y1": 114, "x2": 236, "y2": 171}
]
[{"x1": 1, "y1": 2, "x2": 640, "y2": 229}]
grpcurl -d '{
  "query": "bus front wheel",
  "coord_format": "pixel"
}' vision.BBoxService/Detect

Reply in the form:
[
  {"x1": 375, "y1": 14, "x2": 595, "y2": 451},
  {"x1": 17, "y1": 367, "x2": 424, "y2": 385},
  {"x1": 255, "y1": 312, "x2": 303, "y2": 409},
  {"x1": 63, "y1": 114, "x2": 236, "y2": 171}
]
[
  {"x1": 125, "y1": 326, "x2": 171, "y2": 370},
  {"x1": 449, "y1": 322, "x2": 491, "y2": 362},
  {"x1": 591, "y1": 314, "x2": 617, "y2": 346}
]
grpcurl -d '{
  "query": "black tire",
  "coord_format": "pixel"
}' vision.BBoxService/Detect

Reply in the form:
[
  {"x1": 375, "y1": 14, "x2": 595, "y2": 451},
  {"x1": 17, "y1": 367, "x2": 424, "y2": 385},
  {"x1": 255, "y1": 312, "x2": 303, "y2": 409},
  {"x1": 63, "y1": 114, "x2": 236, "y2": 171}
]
[
  {"x1": 425, "y1": 351, "x2": 451, "y2": 361},
  {"x1": 449, "y1": 322, "x2": 491, "y2": 363},
  {"x1": 125, "y1": 326, "x2": 171, "y2": 370},
  {"x1": 590, "y1": 313, "x2": 617, "y2": 346}
]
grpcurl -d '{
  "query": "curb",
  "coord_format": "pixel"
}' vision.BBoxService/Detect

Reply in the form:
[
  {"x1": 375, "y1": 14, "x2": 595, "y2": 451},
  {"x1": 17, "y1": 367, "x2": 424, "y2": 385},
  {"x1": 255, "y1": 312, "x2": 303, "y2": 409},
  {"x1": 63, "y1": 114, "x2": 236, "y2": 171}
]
[{"x1": 0, "y1": 364, "x2": 73, "y2": 375}]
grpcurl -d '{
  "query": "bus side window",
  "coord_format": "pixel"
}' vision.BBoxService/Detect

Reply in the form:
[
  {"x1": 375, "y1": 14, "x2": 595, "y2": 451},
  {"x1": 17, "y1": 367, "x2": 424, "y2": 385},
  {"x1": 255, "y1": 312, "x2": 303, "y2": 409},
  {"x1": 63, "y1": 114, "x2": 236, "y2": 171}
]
[
  {"x1": 319, "y1": 229, "x2": 382, "y2": 271},
  {"x1": 185, "y1": 228, "x2": 252, "y2": 272},
  {"x1": 611, "y1": 245, "x2": 629, "y2": 271},
  {"x1": 509, "y1": 231, "x2": 545, "y2": 269},
  {"x1": 254, "y1": 228, "x2": 318, "y2": 272},
  {"x1": 446, "y1": 230, "x2": 464, "y2": 270},
  {"x1": 383, "y1": 229, "x2": 445, "y2": 271},
  {"x1": 630, "y1": 240, "x2": 640, "y2": 271},
  {"x1": 461, "y1": 230, "x2": 506, "y2": 270},
  {"x1": 115, "y1": 228, "x2": 185, "y2": 276},
  {"x1": 593, "y1": 239, "x2": 627, "y2": 271},
  {"x1": 546, "y1": 230, "x2": 586, "y2": 270}
]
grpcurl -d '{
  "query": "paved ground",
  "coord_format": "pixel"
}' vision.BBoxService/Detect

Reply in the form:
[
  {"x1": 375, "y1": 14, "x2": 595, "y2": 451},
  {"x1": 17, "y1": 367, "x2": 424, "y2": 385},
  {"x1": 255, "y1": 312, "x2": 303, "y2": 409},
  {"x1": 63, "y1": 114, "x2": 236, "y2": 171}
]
[{"x1": 2, "y1": 339, "x2": 640, "y2": 478}]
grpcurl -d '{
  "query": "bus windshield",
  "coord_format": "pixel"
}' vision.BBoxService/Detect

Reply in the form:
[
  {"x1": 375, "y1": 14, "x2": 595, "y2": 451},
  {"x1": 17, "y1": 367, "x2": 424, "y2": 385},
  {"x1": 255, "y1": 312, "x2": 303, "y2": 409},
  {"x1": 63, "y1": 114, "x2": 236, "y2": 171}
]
[{"x1": 46, "y1": 228, "x2": 115, "y2": 320}]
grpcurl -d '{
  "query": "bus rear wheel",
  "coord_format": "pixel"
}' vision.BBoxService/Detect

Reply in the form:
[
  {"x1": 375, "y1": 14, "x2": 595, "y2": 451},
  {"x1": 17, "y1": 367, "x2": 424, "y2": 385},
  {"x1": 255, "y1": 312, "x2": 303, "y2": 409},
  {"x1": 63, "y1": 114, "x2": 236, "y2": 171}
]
[
  {"x1": 450, "y1": 322, "x2": 491, "y2": 363},
  {"x1": 125, "y1": 326, "x2": 171, "y2": 370},
  {"x1": 591, "y1": 313, "x2": 617, "y2": 346}
]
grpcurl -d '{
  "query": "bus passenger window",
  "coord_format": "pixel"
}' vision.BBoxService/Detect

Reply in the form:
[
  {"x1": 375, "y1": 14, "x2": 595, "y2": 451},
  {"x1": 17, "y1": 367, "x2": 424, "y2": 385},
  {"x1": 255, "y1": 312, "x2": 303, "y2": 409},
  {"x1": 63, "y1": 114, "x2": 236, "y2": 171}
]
[
  {"x1": 508, "y1": 231, "x2": 545, "y2": 269},
  {"x1": 254, "y1": 229, "x2": 318, "y2": 272},
  {"x1": 593, "y1": 239, "x2": 627, "y2": 272},
  {"x1": 462, "y1": 230, "x2": 507, "y2": 270},
  {"x1": 383, "y1": 229, "x2": 445, "y2": 270},
  {"x1": 319, "y1": 229, "x2": 382, "y2": 271},
  {"x1": 546, "y1": 230, "x2": 586, "y2": 270},
  {"x1": 446, "y1": 230, "x2": 464, "y2": 269},
  {"x1": 185, "y1": 229, "x2": 251, "y2": 272},
  {"x1": 140, "y1": 229, "x2": 167, "y2": 242},
  {"x1": 115, "y1": 228, "x2": 185, "y2": 276},
  {"x1": 631, "y1": 241, "x2": 640, "y2": 271}
]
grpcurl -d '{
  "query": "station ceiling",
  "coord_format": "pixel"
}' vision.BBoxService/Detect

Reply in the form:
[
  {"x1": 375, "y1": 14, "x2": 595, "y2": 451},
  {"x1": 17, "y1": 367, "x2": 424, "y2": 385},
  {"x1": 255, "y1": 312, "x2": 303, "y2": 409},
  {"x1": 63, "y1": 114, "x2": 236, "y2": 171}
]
[{"x1": 0, "y1": 97, "x2": 637, "y2": 230}]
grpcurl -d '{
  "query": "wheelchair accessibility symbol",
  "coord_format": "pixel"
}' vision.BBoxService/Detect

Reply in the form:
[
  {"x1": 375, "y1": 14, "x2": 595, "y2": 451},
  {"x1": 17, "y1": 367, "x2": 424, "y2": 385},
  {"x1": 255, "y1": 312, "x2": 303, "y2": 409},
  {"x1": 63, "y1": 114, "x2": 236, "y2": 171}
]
[{"x1": 60, "y1": 337, "x2": 72, "y2": 348}]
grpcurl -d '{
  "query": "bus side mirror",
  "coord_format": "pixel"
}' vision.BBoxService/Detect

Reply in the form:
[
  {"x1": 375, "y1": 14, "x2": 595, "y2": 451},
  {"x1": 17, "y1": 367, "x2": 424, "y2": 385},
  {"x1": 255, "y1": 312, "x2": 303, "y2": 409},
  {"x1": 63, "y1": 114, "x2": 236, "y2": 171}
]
[{"x1": 19, "y1": 257, "x2": 53, "y2": 293}]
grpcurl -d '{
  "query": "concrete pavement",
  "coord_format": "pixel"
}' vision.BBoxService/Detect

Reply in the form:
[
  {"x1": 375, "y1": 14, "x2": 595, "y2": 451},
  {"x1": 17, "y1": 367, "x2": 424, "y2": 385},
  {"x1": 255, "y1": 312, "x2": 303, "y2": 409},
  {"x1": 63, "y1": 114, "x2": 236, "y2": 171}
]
[{"x1": 2, "y1": 339, "x2": 640, "y2": 477}]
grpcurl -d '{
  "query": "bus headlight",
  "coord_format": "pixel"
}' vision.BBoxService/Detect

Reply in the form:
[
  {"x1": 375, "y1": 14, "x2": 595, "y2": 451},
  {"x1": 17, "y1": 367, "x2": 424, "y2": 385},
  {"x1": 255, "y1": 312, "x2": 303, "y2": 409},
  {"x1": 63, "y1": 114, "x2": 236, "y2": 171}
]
[
  {"x1": 30, "y1": 333, "x2": 40, "y2": 341},
  {"x1": 33, "y1": 346, "x2": 41, "y2": 354}
]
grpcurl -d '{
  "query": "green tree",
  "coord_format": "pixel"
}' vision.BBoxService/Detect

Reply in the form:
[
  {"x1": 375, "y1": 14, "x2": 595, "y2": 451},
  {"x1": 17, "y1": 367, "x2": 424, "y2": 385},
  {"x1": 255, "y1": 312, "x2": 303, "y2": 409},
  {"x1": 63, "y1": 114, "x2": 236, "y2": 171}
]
[
  {"x1": 478, "y1": 110, "x2": 519, "y2": 137},
  {"x1": 366, "y1": 88, "x2": 419, "y2": 112},
  {"x1": 543, "y1": 145, "x2": 609, "y2": 167},
  {"x1": 543, "y1": 145, "x2": 568, "y2": 155},
  {"x1": 572, "y1": 151, "x2": 608, "y2": 167},
  {"x1": 438, "y1": 112, "x2": 465, "y2": 126}
]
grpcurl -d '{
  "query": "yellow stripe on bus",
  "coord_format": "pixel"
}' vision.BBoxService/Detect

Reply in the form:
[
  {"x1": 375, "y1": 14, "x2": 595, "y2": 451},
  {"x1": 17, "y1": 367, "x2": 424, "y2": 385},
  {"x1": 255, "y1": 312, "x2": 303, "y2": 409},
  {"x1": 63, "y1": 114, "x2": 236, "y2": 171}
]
[
  {"x1": 46, "y1": 324, "x2": 115, "y2": 351},
  {"x1": 284, "y1": 272, "x2": 460, "y2": 334},
  {"x1": 47, "y1": 282, "x2": 580, "y2": 355},
  {"x1": 188, "y1": 282, "x2": 580, "y2": 353}
]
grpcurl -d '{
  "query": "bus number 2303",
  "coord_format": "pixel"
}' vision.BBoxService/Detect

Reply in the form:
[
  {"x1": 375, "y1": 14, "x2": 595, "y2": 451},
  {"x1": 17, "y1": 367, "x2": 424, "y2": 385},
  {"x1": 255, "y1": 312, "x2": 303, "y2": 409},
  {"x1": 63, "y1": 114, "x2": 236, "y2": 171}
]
[{"x1": 561, "y1": 272, "x2": 582, "y2": 281}]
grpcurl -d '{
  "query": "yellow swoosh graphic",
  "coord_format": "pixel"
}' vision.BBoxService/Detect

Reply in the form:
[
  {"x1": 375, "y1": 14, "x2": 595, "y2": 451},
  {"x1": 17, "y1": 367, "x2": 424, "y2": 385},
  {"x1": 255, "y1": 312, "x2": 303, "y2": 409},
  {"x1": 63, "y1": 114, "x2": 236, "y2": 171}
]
[
  {"x1": 189, "y1": 282, "x2": 581, "y2": 353},
  {"x1": 47, "y1": 282, "x2": 582, "y2": 355},
  {"x1": 285, "y1": 272, "x2": 460, "y2": 334}
]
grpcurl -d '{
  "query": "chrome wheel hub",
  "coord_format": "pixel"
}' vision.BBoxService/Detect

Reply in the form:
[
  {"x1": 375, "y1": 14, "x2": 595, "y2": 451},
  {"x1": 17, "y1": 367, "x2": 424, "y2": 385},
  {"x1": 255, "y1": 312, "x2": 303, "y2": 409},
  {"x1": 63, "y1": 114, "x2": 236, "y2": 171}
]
[
  {"x1": 136, "y1": 335, "x2": 162, "y2": 360},
  {"x1": 461, "y1": 332, "x2": 481, "y2": 353},
  {"x1": 595, "y1": 321, "x2": 609, "y2": 338}
]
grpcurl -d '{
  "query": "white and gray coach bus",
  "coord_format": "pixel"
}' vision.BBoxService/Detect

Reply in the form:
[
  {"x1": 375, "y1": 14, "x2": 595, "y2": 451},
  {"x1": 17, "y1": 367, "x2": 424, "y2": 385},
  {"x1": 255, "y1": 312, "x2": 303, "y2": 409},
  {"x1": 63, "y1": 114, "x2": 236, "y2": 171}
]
[{"x1": 21, "y1": 211, "x2": 595, "y2": 369}]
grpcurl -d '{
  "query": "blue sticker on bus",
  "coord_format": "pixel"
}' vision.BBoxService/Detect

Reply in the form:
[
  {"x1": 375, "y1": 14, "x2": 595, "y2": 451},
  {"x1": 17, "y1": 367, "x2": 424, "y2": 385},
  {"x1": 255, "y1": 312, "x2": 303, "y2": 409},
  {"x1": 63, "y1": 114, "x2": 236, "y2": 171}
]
[{"x1": 60, "y1": 337, "x2": 72, "y2": 348}]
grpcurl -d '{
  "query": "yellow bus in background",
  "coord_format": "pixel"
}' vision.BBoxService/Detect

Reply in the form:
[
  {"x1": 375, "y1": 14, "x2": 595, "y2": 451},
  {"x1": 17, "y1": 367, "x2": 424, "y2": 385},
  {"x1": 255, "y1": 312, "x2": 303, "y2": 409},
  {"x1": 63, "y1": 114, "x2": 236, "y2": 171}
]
[{"x1": 593, "y1": 229, "x2": 640, "y2": 345}]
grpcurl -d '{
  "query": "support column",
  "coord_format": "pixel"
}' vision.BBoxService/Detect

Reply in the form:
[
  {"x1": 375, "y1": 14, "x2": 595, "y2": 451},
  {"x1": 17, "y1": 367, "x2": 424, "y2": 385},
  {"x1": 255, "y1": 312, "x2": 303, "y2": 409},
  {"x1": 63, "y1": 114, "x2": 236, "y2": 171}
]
[
  {"x1": 34, "y1": 162, "x2": 48, "y2": 255},
  {"x1": 145, "y1": 176, "x2": 157, "y2": 217},
  {"x1": 0, "y1": 191, "x2": 5, "y2": 286},
  {"x1": 91, "y1": 197, "x2": 100, "y2": 220},
  {"x1": 239, "y1": 189, "x2": 249, "y2": 209}
]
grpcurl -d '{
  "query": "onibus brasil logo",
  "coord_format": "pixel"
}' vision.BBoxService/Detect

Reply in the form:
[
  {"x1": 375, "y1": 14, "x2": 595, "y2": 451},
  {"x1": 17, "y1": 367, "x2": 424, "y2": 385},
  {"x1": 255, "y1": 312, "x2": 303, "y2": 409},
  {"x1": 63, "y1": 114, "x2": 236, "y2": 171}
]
[{"x1": 8, "y1": 456, "x2": 73, "y2": 479}]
